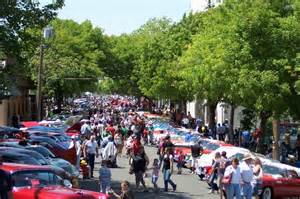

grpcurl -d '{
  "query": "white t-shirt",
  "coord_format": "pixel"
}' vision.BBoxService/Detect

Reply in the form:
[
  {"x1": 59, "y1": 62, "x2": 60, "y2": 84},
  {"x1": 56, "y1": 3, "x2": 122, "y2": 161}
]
[
  {"x1": 224, "y1": 165, "x2": 241, "y2": 184},
  {"x1": 85, "y1": 140, "x2": 98, "y2": 154}
]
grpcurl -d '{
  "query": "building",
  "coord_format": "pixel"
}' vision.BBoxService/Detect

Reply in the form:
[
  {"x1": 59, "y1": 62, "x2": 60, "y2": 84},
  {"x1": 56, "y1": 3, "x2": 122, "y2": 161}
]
[{"x1": 190, "y1": 0, "x2": 223, "y2": 13}]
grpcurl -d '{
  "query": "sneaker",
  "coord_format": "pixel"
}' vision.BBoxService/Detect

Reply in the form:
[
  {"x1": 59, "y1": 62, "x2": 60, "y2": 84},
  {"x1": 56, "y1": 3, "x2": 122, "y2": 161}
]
[{"x1": 173, "y1": 184, "x2": 177, "y2": 192}]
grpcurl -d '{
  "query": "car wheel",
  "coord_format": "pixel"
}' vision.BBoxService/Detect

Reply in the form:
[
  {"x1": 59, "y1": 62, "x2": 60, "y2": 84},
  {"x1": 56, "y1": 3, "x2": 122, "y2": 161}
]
[{"x1": 261, "y1": 187, "x2": 272, "y2": 199}]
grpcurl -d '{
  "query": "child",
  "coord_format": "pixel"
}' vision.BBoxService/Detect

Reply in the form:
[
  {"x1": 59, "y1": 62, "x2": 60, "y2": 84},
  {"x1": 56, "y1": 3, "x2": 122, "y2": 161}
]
[
  {"x1": 177, "y1": 150, "x2": 185, "y2": 174},
  {"x1": 111, "y1": 180, "x2": 135, "y2": 199},
  {"x1": 99, "y1": 160, "x2": 111, "y2": 194},
  {"x1": 151, "y1": 158, "x2": 160, "y2": 192}
]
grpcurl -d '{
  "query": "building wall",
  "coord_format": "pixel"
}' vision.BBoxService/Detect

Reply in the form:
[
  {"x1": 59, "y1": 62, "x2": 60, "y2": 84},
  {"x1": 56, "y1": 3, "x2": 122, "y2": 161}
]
[
  {"x1": 187, "y1": 99, "x2": 244, "y2": 129},
  {"x1": 0, "y1": 100, "x2": 8, "y2": 125},
  {"x1": 0, "y1": 95, "x2": 31, "y2": 126}
]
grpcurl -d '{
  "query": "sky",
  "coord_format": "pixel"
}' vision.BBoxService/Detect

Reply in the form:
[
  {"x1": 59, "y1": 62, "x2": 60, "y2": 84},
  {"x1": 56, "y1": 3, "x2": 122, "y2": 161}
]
[{"x1": 40, "y1": 0, "x2": 191, "y2": 35}]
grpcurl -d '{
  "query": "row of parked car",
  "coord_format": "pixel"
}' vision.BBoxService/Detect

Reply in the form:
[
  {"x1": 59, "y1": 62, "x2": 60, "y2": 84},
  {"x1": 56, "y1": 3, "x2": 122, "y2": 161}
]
[
  {"x1": 146, "y1": 114, "x2": 300, "y2": 199},
  {"x1": 0, "y1": 122, "x2": 109, "y2": 199}
]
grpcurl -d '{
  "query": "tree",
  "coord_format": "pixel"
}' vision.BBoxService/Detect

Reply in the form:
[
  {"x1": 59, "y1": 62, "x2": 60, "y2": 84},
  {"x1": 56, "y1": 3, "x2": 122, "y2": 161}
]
[
  {"x1": 0, "y1": 0, "x2": 64, "y2": 99},
  {"x1": 28, "y1": 19, "x2": 108, "y2": 109}
]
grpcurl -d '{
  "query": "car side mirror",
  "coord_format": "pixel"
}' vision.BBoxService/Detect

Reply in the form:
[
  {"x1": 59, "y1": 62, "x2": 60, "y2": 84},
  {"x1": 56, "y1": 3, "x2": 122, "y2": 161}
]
[{"x1": 63, "y1": 179, "x2": 72, "y2": 188}]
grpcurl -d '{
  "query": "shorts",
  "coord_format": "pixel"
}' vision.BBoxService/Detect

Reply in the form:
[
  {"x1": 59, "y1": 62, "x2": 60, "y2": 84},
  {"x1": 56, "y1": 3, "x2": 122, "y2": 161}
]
[
  {"x1": 177, "y1": 162, "x2": 184, "y2": 168},
  {"x1": 252, "y1": 183, "x2": 262, "y2": 196},
  {"x1": 152, "y1": 176, "x2": 158, "y2": 184}
]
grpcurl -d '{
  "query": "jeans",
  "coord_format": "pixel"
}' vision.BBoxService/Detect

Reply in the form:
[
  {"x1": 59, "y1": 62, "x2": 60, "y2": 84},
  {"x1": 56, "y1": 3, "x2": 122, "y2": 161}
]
[
  {"x1": 99, "y1": 178, "x2": 111, "y2": 193},
  {"x1": 163, "y1": 169, "x2": 176, "y2": 191},
  {"x1": 87, "y1": 153, "x2": 95, "y2": 177},
  {"x1": 226, "y1": 183, "x2": 241, "y2": 199},
  {"x1": 242, "y1": 183, "x2": 252, "y2": 199},
  {"x1": 209, "y1": 173, "x2": 219, "y2": 191}
]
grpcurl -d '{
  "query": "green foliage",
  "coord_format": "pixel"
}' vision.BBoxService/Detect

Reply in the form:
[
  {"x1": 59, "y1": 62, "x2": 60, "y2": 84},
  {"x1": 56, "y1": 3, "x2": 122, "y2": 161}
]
[
  {"x1": 28, "y1": 19, "x2": 106, "y2": 98},
  {"x1": 180, "y1": 0, "x2": 300, "y2": 119}
]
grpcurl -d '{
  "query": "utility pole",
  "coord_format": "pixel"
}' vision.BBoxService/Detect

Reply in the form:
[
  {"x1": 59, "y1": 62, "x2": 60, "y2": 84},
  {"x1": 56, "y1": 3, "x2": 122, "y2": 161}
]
[
  {"x1": 36, "y1": 42, "x2": 44, "y2": 121},
  {"x1": 272, "y1": 117, "x2": 280, "y2": 160},
  {"x1": 36, "y1": 26, "x2": 53, "y2": 121}
]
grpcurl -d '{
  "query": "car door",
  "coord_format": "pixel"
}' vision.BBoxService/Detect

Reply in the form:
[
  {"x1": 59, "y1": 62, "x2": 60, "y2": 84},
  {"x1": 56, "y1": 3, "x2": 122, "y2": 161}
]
[{"x1": 286, "y1": 170, "x2": 300, "y2": 196}]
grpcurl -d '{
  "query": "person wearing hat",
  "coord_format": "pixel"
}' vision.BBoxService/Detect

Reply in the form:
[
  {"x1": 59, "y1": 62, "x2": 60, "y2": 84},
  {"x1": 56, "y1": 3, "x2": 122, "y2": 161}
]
[{"x1": 240, "y1": 154, "x2": 254, "y2": 199}]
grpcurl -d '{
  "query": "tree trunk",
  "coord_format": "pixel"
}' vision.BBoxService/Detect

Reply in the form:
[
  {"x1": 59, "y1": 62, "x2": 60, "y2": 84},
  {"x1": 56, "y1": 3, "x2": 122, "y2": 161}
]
[
  {"x1": 272, "y1": 116, "x2": 280, "y2": 160},
  {"x1": 229, "y1": 104, "x2": 235, "y2": 144},
  {"x1": 257, "y1": 111, "x2": 271, "y2": 153},
  {"x1": 55, "y1": 90, "x2": 63, "y2": 113},
  {"x1": 208, "y1": 102, "x2": 217, "y2": 130}
]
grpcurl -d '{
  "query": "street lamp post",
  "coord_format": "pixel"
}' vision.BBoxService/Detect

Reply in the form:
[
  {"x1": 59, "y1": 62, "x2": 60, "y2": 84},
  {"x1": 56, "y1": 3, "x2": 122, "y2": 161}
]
[{"x1": 36, "y1": 26, "x2": 53, "y2": 121}]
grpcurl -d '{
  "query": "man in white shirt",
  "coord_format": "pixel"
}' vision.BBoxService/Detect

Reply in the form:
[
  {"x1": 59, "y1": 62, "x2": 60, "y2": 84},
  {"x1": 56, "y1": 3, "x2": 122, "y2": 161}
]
[
  {"x1": 81, "y1": 121, "x2": 91, "y2": 136},
  {"x1": 83, "y1": 135, "x2": 99, "y2": 178},
  {"x1": 240, "y1": 154, "x2": 254, "y2": 199}
]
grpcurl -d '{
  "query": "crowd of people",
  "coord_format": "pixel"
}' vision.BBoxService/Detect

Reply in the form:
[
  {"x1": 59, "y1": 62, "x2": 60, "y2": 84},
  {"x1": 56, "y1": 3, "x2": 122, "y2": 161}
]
[
  {"x1": 68, "y1": 95, "x2": 268, "y2": 199},
  {"x1": 3, "y1": 94, "x2": 297, "y2": 199},
  {"x1": 68, "y1": 96, "x2": 181, "y2": 198}
]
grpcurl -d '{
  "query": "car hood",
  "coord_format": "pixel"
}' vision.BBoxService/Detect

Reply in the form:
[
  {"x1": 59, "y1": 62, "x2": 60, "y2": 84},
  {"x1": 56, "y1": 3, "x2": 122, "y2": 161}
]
[
  {"x1": 14, "y1": 186, "x2": 108, "y2": 199},
  {"x1": 50, "y1": 158, "x2": 79, "y2": 177}
]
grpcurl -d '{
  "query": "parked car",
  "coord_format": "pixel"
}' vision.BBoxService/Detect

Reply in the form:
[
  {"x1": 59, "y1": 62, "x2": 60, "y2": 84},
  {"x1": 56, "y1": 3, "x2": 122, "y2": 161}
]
[
  {"x1": 0, "y1": 147, "x2": 79, "y2": 187},
  {"x1": 26, "y1": 145, "x2": 80, "y2": 187},
  {"x1": 0, "y1": 126, "x2": 29, "y2": 140},
  {"x1": 257, "y1": 163, "x2": 300, "y2": 199},
  {"x1": 29, "y1": 135, "x2": 77, "y2": 165},
  {"x1": 0, "y1": 163, "x2": 109, "y2": 199}
]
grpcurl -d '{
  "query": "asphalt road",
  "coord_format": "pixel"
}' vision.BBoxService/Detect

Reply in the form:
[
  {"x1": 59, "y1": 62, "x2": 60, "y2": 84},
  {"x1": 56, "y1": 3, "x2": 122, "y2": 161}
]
[{"x1": 79, "y1": 146, "x2": 219, "y2": 199}]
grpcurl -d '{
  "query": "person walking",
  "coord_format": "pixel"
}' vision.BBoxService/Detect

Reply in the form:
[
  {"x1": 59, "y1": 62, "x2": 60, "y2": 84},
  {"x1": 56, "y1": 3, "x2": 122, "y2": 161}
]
[
  {"x1": 83, "y1": 135, "x2": 99, "y2": 178},
  {"x1": 208, "y1": 152, "x2": 221, "y2": 194},
  {"x1": 102, "y1": 136, "x2": 118, "y2": 167},
  {"x1": 151, "y1": 158, "x2": 160, "y2": 193},
  {"x1": 252, "y1": 158, "x2": 263, "y2": 199},
  {"x1": 99, "y1": 160, "x2": 112, "y2": 194},
  {"x1": 130, "y1": 146, "x2": 149, "y2": 191},
  {"x1": 115, "y1": 130, "x2": 124, "y2": 157},
  {"x1": 190, "y1": 140, "x2": 203, "y2": 173},
  {"x1": 162, "y1": 147, "x2": 177, "y2": 192},
  {"x1": 224, "y1": 158, "x2": 242, "y2": 199},
  {"x1": 0, "y1": 157, "x2": 13, "y2": 199},
  {"x1": 72, "y1": 135, "x2": 81, "y2": 170},
  {"x1": 240, "y1": 154, "x2": 254, "y2": 199}
]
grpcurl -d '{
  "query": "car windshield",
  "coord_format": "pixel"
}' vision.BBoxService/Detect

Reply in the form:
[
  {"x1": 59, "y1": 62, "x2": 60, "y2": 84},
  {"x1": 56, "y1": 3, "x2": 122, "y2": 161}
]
[
  {"x1": 1, "y1": 154, "x2": 40, "y2": 165},
  {"x1": 18, "y1": 151, "x2": 49, "y2": 165},
  {"x1": 12, "y1": 170, "x2": 62, "y2": 188},
  {"x1": 262, "y1": 165, "x2": 285, "y2": 177},
  {"x1": 205, "y1": 143, "x2": 220, "y2": 151},
  {"x1": 230, "y1": 153, "x2": 245, "y2": 161},
  {"x1": 27, "y1": 146, "x2": 56, "y2": 158}
]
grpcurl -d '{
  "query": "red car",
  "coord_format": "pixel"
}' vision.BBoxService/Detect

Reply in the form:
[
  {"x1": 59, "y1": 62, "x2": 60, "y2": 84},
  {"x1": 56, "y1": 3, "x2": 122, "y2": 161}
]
[
  {"x1": 0, "y1": 163, "x2": 109, "y2": 199},
  {"x1": 261, "y1": 164, "x2": 300, "y2": 199},
  {"x1": 174, "y1": 139, "x2": 232, "y2": 160}
]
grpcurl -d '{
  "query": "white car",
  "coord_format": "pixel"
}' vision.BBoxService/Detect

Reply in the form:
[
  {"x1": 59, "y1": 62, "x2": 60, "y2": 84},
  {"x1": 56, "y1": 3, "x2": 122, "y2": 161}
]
[{"x1": 196, "y1": 146, "x2": 250, "y2": 168}]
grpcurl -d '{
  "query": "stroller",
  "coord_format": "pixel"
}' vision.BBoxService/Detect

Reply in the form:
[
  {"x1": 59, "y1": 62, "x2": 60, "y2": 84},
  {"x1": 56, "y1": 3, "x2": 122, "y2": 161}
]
[{"x1": 106, "y1": 155, "x2": 117, "y2": 168}]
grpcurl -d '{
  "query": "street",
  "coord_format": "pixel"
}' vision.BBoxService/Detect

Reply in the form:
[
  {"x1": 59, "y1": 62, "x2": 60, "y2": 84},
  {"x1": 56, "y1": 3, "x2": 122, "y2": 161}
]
[{"x1": 79, "y1": 146, "x2": 219, "y2": 199}]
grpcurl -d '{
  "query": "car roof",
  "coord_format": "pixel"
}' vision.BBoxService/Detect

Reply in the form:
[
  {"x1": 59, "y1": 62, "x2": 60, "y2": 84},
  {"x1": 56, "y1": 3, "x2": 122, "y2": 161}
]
[{"x1": 0, "y1": 163, "x2": 52, "y2": 173}]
